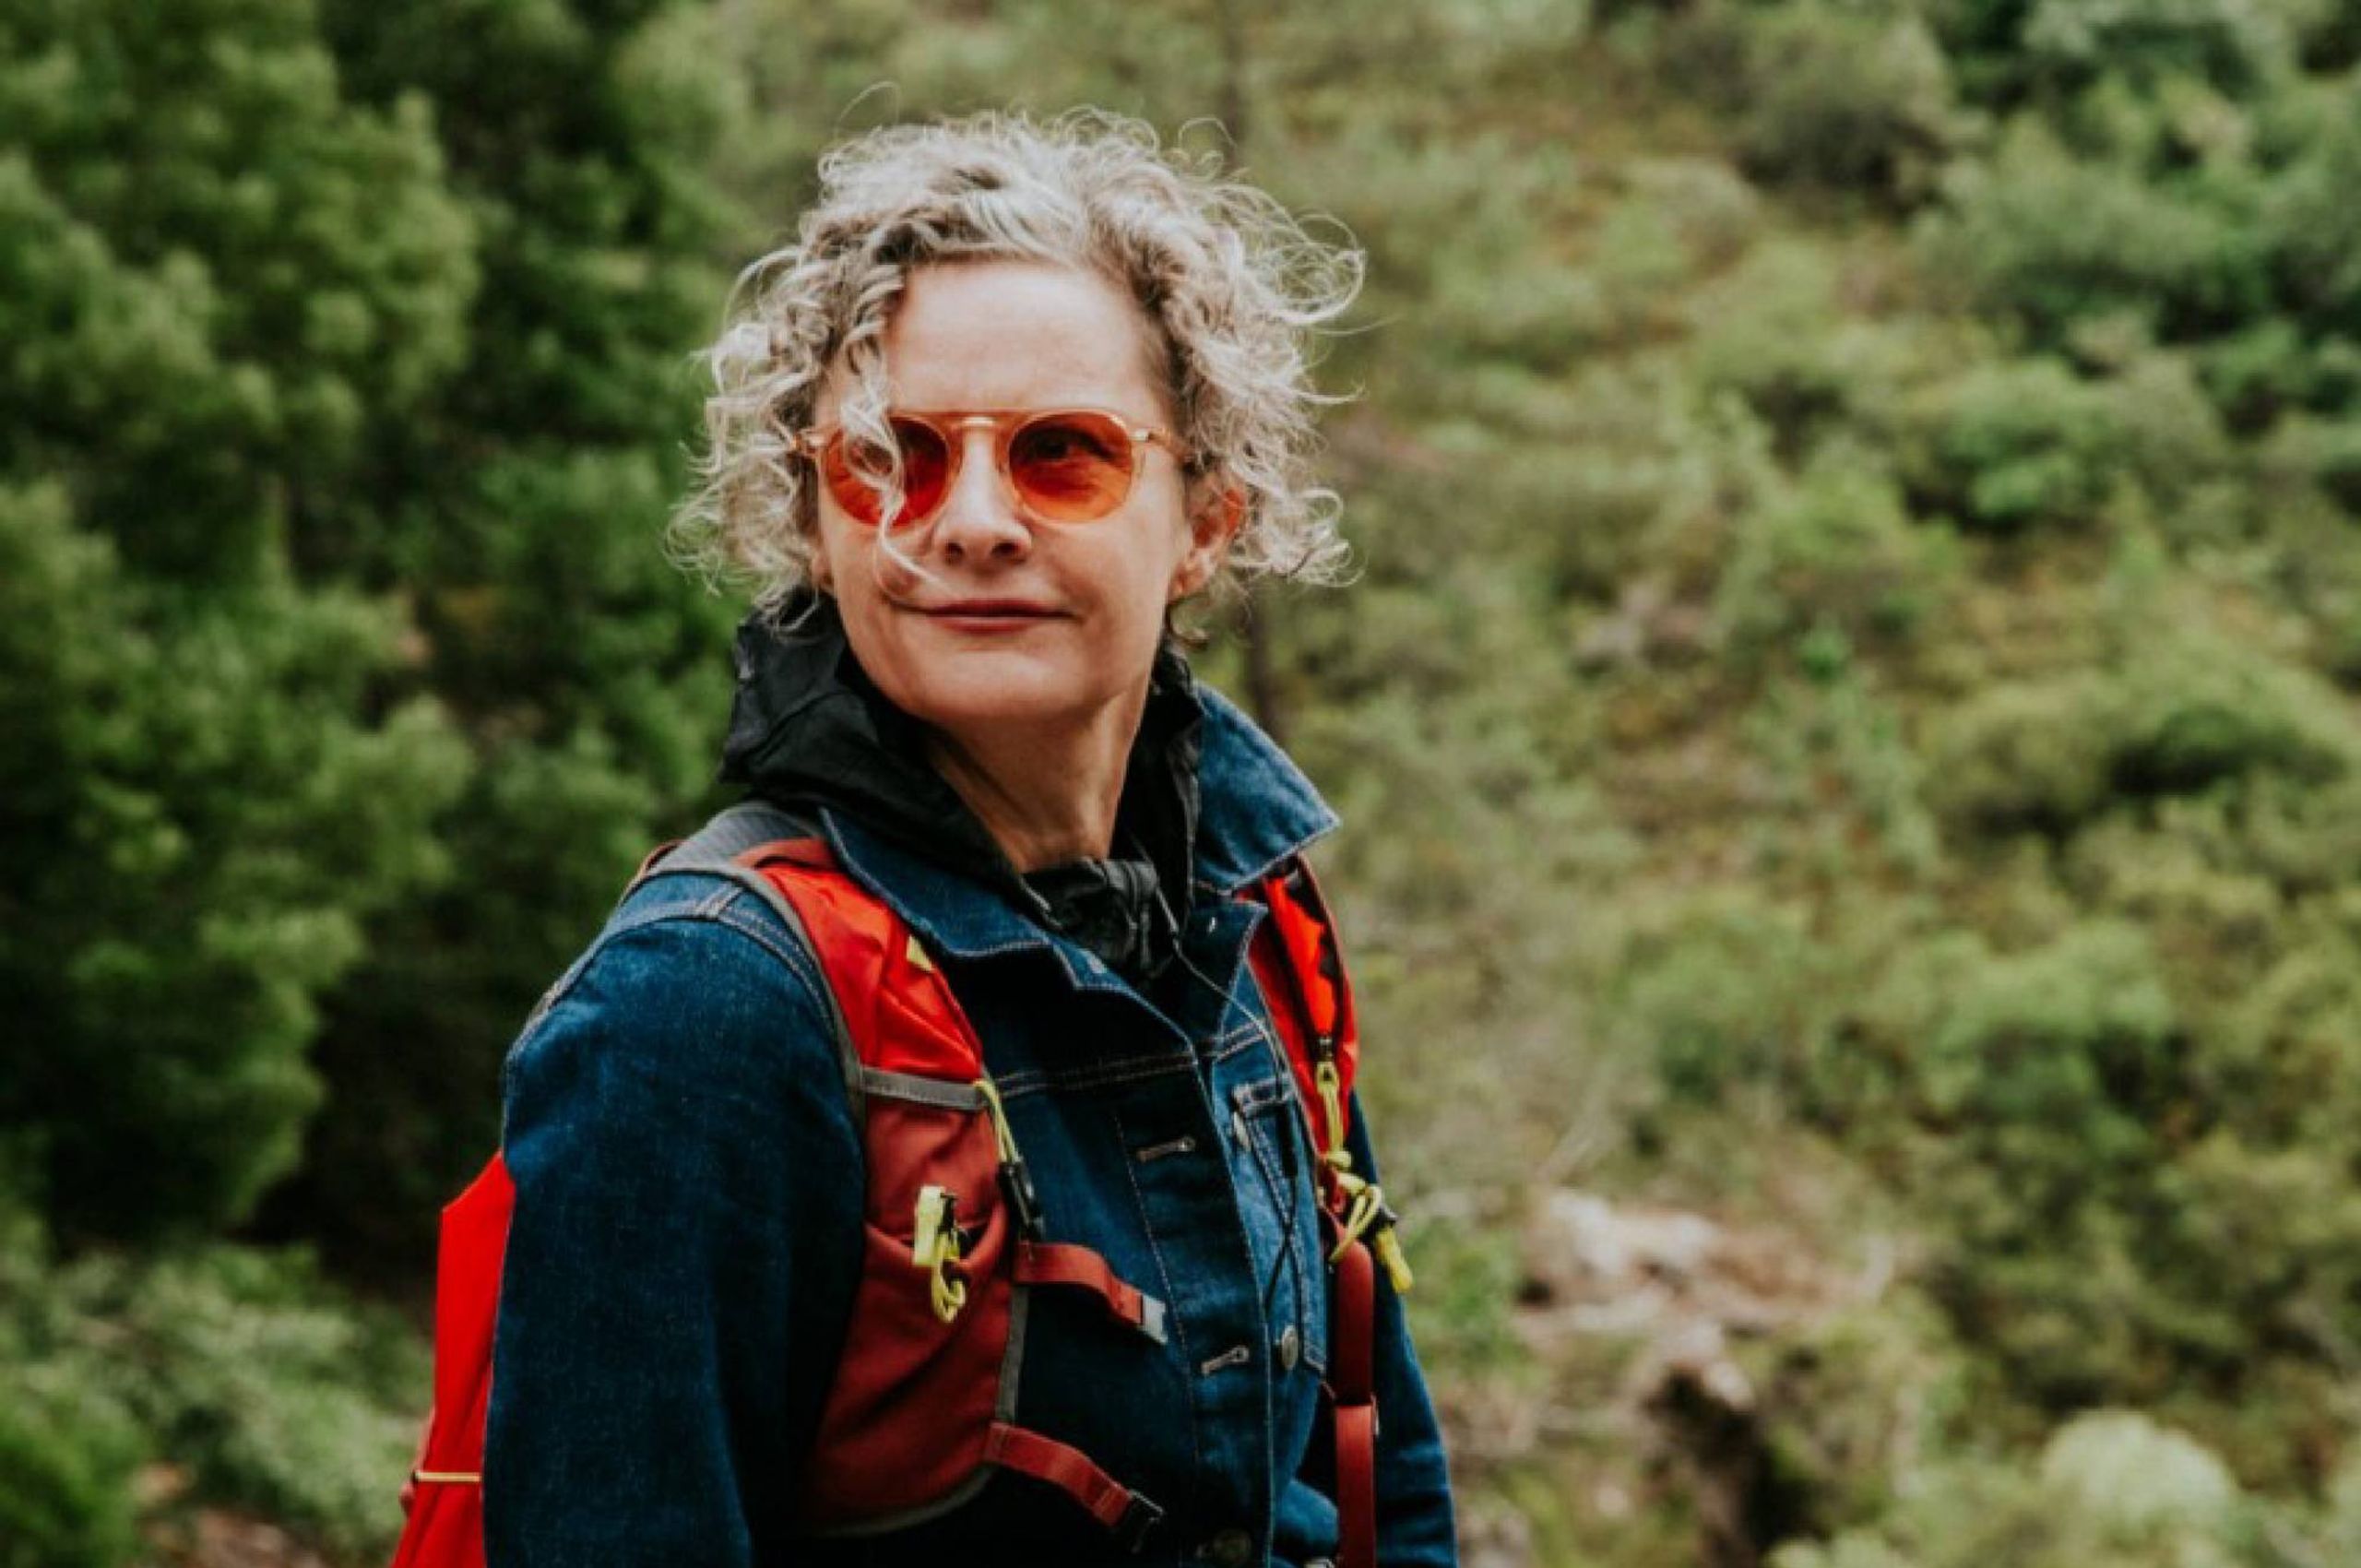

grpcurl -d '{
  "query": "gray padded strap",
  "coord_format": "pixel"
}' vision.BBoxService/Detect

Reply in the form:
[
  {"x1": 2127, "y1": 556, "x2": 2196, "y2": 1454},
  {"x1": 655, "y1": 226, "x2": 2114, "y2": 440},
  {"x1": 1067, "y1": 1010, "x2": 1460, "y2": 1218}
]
[
  {"x1": 662, "y1": 799, "x2": 821, "y2": 865},
  {"x1": 630, "y1": 801, "x2": 863, "y2": 1120}
]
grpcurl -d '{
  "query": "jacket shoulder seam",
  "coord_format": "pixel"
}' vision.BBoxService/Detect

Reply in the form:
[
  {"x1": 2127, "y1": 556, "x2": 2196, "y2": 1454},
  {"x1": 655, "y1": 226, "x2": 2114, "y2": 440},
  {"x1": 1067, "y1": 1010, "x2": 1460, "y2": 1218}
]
[{"x1": 520, "y1": 890, "x2": 833, "y2": 1049}]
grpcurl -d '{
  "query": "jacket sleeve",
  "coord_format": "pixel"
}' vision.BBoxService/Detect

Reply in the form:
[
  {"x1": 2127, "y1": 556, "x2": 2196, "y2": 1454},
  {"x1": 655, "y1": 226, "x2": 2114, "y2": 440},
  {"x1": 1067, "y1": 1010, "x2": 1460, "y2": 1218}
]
[
  {"x1": 481, "y1": 890, "x2": 865, "y2": 1568},
  {"x1": 1341, "y1": 1089, "x2": 1461, "y2": 1567}
]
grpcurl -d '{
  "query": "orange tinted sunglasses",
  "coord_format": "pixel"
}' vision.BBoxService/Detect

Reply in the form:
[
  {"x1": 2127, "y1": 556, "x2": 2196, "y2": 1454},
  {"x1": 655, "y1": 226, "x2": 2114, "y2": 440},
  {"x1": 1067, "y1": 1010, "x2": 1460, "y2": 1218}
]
[{"x1": 790, "y1": 408, "x2": 1191, "y2": 529}]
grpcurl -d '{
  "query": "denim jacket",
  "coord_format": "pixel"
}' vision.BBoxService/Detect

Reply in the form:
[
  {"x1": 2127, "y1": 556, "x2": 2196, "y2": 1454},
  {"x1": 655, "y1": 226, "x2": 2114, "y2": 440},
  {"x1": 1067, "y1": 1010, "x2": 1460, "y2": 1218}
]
[{"x1": 481, "y1": 684, "x2": 1458, "y2": 1567}]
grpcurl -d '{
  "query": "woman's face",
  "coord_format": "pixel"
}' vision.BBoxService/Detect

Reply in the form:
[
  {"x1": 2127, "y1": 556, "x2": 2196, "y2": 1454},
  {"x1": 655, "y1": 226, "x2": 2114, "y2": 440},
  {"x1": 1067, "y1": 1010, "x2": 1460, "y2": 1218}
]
[{"x1": 806, "y1": 260, "x2": 1232, "y2": 744}]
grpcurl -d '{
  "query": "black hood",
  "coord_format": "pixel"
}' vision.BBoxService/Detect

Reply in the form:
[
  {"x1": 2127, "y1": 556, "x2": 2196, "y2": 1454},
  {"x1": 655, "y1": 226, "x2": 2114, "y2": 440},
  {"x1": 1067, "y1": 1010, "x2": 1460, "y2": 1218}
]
[{"x1": 718, "y1": 592, "x2": 1204, "y2": 982}]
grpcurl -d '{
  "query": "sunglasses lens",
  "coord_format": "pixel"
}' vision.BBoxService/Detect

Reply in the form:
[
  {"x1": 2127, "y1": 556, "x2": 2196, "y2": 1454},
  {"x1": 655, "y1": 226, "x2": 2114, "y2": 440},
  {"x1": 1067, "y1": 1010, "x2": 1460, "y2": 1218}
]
[
  {"x1": 1009, "y1": 411, "x2": 1134, "y2": 521},
  {"x1": 889, "y1": 417, "x2": 953, "y2": 526},
  {"x1": 819, "y1": 418, "x2": 953, "y2": 528}
]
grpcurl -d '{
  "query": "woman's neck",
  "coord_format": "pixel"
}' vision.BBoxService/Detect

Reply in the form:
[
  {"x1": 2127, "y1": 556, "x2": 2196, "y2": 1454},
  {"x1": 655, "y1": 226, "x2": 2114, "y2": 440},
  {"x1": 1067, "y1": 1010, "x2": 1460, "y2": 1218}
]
[{"x1": 923, "y1": 695, "x2": 1146, "y2": 874}]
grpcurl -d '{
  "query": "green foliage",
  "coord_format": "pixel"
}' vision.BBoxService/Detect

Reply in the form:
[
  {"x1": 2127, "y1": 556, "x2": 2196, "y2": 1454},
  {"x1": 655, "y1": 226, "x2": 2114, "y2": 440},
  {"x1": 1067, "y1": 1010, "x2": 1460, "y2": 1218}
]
[
  {"x1": 260, "y1": 0, "x2": 744, "y2": 1274},
  {"x1": 1894, "y1": 351, "x2": 2231, "y2": 531},
  {"x1": 1926, "y1": 629, "x2": 2356, "y2": 832},
  {"x1": 1923, "y1": 119, "x2": 2268, "y2": 344},
  {"x1": 0, "y1": 1281, "x2": 144, "y2": 1568},
  {"x1": 1743, "y1": 1291, "x2": 1973, "y2": 1538},
  {"x1": 0, "y1": 0, "x2": 477, "y2": 583},
  {"x1": 0, "y1": 1206, "x2": 424, "y2": 1563},
  {"x1": 1688, "y1": 237, "x2": 1975, "y2": 461},
  {"x1": 1935, "y1": 0, "x2": 2308, "y2": 102},
  {"x1": 60, "y1": 1250, "x2": 423, "y2": 1555},
  {"x1": 1773, "y1": 1409, "x2": 2324, "y2": 1568},
  {"x1": 1716, "y1": 444, "x2": 1964, "y2": 659},
  {"x1": 1925, "y1": 673, "x2": 2123, "y2": 830},
  {"x1": 0, "y1": 480, "x2": 469, "y2": 1241},
  {"x1": 0, "y1": 1400, "x2": 141, "y2": 1568},
  {"x1": 0, "y1": 0, "x2": 483, "y2": 1242},
  {"x1": 1735, "y1": 1, "x2": 1973, "y2": 206},
  {"x1": 1608, "y1": 889, "x2": 1847, "y2": 1111}
]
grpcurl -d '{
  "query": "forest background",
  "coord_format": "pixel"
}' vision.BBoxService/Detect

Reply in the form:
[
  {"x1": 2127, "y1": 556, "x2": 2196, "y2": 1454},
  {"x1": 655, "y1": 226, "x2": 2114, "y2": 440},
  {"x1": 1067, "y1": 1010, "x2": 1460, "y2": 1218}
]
[{"x1": 9, "y1": 0, "x2": 2361, "y2": 1562}]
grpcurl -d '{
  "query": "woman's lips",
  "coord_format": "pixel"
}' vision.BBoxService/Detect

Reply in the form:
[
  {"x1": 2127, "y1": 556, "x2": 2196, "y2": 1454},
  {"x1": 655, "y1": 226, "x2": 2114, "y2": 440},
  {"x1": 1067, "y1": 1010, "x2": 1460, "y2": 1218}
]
[{"x1": 918, "y1": 600, "x2": 1063, "y2": 632}]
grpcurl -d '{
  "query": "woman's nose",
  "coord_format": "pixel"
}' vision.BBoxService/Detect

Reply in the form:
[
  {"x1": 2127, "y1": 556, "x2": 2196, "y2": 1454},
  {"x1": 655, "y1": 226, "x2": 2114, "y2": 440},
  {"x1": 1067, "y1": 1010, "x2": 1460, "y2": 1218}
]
[{"x1": 928, "y1": 426, "x2": 1030, "y2": 561}]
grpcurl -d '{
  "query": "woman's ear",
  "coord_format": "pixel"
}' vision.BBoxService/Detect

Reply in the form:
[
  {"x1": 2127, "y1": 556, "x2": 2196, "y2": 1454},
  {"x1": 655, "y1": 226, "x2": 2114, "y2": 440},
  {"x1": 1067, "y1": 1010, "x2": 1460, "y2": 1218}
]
[{"x1": 1171, "y1": 485, "x2": 1246, "y2": 601}]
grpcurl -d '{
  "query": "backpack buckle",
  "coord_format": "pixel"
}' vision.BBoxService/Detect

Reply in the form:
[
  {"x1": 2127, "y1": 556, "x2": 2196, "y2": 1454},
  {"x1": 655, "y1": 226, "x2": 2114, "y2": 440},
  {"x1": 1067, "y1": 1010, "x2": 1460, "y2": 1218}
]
[{"x1": 1113, "y1": 1492, "x2": 1165, "y2": 1553}]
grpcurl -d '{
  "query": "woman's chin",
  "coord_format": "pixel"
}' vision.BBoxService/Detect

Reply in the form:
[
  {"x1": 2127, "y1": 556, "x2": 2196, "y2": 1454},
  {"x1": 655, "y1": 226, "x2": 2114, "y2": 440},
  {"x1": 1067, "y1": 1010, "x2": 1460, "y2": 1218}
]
[{"x1": 901, "y1": 663, "x2": 1135, "y2": 742}]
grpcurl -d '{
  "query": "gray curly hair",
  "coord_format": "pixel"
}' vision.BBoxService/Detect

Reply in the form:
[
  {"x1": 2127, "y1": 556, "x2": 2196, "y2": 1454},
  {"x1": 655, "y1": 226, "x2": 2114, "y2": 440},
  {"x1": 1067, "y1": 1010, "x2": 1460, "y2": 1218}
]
[{"x1": 670, "y1": 108, "x2": 1365, "y2": 612}]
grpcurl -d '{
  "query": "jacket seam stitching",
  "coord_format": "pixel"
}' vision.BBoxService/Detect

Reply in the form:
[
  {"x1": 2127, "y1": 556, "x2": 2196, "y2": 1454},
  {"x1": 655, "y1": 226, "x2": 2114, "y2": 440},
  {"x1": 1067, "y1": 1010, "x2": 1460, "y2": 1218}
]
[
  {"x1": 1110, "y1": 1101, "x2": 1203, "y2": 1517},
  {"x1": 532, "y1": 898, "x2": 831, "y2": 1028}
]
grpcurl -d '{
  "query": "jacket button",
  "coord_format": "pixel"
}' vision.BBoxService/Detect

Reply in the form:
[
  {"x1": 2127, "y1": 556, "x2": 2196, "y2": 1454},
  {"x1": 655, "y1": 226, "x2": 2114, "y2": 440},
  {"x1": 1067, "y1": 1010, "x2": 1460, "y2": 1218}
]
[
  {"x1": 1201, "y1": 1528, "x2": 1256, "y2": 1566},
  {"x1": 1276, "y1": 1324, "x2": 1300, "y2": 1371}
]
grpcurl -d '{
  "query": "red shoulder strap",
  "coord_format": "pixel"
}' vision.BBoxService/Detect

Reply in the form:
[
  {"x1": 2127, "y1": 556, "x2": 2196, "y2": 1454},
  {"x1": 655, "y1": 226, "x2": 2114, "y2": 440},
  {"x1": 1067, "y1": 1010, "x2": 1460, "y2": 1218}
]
[
  {"x1": 1244, "y1": 857, "x2": 1360, "y2": 1166},
  {"x1": 1243, "y1": 856, "x2": 1394, "y2": 1568},
  {"x1": 736, "y1": 838, "x2": 987, "y2": 1081}
]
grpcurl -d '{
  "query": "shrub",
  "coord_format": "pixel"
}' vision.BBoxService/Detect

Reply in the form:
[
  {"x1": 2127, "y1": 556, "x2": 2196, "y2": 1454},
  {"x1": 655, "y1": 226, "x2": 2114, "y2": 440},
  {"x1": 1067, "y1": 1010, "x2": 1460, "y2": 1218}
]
[
  {"x1": 2018, "y1": 0, "x2": 2297, "y2": 95},
  {"x1": 1894, "y1": 353, "x2": 2227, "y2": 532},
  {"x1": 1927, "y1": 629, "x2": 2356, "y2": 832},
  {"x1": 1601, "y1": 888, "x2": 1871, "y2": 1117},
  {"x1": 1689, "y1": 238, "x2": 1978, "y2": 462},
  {"x1": 1899, "y1": 359, "x2": 2131, "y2": 530},
  {"x1": 0, "y1": 1390, "x2": 143, "y2": 1568},
  {"x1": 1923, "y1": 674, "x2": 2120, "y2": 831},
  {"x1": 1716, "y1": 445, "x2": 1964, "y2": 659},
  {"x1": 2259, "y1": 413, "x2": 2361, "y2": 513},
  {"x1": 1936, "y1": 0, "x2": 2303, "y2": 101},
  {"x1": 2, "y1": 1231, "x2": 426, "y2": 1563},
  {"x1": 1924, "y1": 119, "x2": 2270, "y2": 345},
  {"x1": 1737, "y1": 1, "x2": 1972, "y2": 207},
  {"x1": 0, "y1": 1194, "x2": 145, "y2": 1568},
  {"x1": 1775, "y1": 1412, "x2": 2254, "y2": 1568}
]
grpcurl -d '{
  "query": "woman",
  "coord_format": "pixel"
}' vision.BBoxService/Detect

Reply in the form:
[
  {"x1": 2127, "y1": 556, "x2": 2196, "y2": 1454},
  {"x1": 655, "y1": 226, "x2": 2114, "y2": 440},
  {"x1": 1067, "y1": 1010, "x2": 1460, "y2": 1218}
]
[{"x1": 479, "y1": 110, "x2": 1457, "y2": 1567}]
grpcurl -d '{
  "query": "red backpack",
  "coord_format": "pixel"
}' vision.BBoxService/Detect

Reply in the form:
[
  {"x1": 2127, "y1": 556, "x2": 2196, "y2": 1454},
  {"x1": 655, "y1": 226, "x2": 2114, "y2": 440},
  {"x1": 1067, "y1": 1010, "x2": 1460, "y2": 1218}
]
[{"x1": 387, "y1": 804, "x2": 1410, "y2": 1568}]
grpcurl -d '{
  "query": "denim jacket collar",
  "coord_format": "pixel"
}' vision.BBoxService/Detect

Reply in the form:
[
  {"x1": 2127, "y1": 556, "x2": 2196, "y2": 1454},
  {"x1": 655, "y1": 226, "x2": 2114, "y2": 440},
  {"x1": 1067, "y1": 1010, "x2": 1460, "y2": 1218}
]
[{"x1": 817, "y1": 682, "x2": 1338, "y2": 975}]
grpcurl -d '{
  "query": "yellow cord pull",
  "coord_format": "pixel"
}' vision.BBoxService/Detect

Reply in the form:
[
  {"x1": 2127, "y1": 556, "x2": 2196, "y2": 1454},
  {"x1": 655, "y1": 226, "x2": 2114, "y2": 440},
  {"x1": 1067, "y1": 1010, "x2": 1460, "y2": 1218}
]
[
  {"x1": 1328, "y1": 1168, "x2": 1381, "y2": 1256},
  {"x1": 974, "y1": 1077, "x2": 1021, "y2": 1166},
  {"x1": 1373, "y1": 1226, "x2": 1415, "y2": 1295},
  {"x1": 911, "y1": 1183, "x2": 968, "y2": 1323},
  {"x1": 1313, "y1": 1059, "x2": 1349, "y2": 1168},
  {"x1": 973, "y1": 1075, "x2": 1045, "y2": 1234}
]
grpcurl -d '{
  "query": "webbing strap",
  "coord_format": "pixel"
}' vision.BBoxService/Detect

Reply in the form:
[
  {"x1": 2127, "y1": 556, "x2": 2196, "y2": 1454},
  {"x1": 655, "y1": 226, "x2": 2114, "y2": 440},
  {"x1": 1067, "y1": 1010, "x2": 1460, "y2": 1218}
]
[
  {"x1": 1014, "y1": 1241, "x2": 1169, "y2": 1343},
  {"x1": 985, "y1": 1422, "x2": 1163, "y2": 1551},
  {"x1": 1334, "y1": 1402, "x2": 1379, "y2": 1568},
  {"x1": 673, "y1": 799, "x2": 821, "y2": 863},
  {"x1": 1329, "y1": 1227, "x2": 1380, "y2": 1568}
]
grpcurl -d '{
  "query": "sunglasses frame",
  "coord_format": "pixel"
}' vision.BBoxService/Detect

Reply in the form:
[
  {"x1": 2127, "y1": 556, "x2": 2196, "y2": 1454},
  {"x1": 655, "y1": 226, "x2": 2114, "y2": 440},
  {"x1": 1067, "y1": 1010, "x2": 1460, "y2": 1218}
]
[{"x1": 788, "y1": 407, "x2": 1192, "y2": 529}]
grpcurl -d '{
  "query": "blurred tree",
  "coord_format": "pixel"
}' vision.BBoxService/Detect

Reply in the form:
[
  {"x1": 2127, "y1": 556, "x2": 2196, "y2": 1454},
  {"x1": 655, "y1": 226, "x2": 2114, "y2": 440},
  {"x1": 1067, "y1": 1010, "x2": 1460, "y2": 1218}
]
[
  {"x1": 250, "y1": 0, "x2": 747, "y2": 1275},
  {"x1": 0, "y1": 0, "x2": 473, "y2": 1241}
]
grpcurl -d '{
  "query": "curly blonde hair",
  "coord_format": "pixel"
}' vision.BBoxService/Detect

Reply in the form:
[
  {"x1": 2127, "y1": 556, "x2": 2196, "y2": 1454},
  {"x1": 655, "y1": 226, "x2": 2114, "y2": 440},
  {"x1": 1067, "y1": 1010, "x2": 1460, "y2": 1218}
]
[{"x1": 670, "y1": 108, "x2": 1365, "y2": 612}]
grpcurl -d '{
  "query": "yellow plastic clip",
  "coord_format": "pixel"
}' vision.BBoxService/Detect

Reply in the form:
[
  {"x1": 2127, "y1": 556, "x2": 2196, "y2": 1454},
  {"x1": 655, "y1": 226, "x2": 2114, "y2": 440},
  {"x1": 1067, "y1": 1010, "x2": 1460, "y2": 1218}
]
[{"x1": 910, "y1": 1183, "x2": 968, "y2": 1324}]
